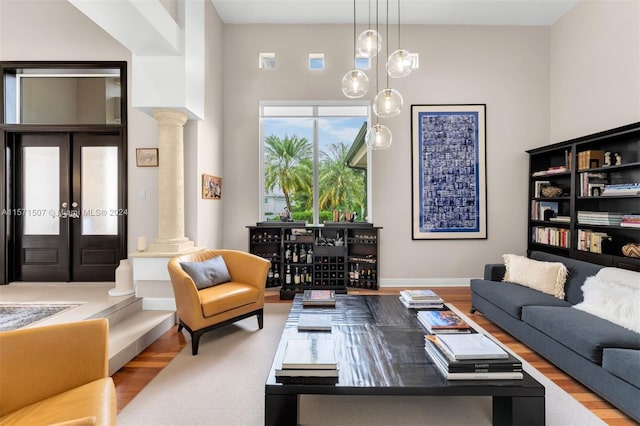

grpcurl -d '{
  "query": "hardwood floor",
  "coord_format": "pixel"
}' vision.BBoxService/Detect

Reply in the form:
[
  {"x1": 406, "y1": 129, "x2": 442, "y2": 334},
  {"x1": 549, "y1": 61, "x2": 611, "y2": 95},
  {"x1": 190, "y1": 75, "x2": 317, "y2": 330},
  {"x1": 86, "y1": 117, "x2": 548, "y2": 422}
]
[{"x1": 112, "y1": 287, "x2": 637, "y2": 425}]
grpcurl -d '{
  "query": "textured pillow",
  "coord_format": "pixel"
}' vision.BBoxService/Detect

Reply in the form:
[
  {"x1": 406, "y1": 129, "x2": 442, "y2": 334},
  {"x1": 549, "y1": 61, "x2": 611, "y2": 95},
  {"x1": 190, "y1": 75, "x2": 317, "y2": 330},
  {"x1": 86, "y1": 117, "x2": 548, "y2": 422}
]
[
  {"x1": 502, "y1": 254, "x2": 567, "y2": 299},
  {"x1": 596, "y1": 267, "x2": 640, "y2": 289},
  {"x1": 180, "y1": 256, "x2": 231, "y2": 290},
  {"x1": 574, "y1": 275, "x2": 640, "y2": 333}
]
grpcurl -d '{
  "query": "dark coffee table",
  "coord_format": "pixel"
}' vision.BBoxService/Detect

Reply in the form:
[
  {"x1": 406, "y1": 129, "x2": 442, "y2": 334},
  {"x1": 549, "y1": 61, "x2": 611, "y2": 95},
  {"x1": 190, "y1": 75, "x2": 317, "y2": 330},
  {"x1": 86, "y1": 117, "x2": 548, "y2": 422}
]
[{"x1": 265, "y1": 295, "x2": 545, "y2": 426}]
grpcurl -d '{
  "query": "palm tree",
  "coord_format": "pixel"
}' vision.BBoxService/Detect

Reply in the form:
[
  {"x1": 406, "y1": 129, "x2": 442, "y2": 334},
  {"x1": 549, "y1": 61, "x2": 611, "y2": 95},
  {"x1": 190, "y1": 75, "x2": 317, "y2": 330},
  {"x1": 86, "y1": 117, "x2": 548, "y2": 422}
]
[
  {"x1": 264, "y1": 134, "x2": 313, "y2": 213},
  {"x1": 319, "y1": 142, "x2": 365, "y2": 214}
]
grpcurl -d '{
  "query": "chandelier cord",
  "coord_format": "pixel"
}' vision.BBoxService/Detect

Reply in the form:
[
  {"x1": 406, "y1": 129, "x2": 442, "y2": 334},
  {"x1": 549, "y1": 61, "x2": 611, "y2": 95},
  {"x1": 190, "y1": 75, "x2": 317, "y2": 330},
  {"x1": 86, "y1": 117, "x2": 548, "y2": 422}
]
[
  {"x1": 386, "y1": 0, "x2": 390, "y2": 88},
  {"x1": 397, "y1": 0, "x2": 401, "y2": 49},
  {"x1": 352, "y1": 0, "x2": 356, "y2": 67},
  {"x1": 375, "y1": 0, "x2": 380, "y2": 123}
]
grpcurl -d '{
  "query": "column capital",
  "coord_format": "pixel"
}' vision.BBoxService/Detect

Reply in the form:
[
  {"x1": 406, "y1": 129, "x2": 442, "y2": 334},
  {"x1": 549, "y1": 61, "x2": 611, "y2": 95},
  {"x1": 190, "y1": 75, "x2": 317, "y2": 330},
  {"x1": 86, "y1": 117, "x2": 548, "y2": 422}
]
[{"x1": 153, "y1": 109, "x2": 188, "y2": 127}]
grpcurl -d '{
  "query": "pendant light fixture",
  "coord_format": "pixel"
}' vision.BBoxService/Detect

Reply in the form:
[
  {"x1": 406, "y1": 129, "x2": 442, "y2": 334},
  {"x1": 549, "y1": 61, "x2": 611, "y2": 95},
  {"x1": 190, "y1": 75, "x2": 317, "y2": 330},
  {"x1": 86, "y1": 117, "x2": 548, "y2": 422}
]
[
  {"x1": 373, "y1": 0, "x2": 402, "y2": 118},
  {"x1": 356, "y1": 0, "x2": 382, "y2": 58},
  {"x1": 342, "y1": 0, "x2": 369, "y2": 98},
  {"x1": 387, "y1": 0, "x2": 413, "y2": 78},
  {"x1": 366, "y1": 0, "x2": 392, "y2": 150}
]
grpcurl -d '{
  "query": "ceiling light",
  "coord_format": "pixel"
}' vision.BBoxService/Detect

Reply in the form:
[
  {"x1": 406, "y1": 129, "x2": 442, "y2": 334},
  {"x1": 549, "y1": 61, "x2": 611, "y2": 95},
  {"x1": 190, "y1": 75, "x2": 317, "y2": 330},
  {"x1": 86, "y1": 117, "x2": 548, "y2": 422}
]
[
  {"x1": 365, "y1": 123, "x2": 392, "y2": 150},
  {"x1": 373, "y1": 87, "x2": 403, "y2": 117},
  {"x1": 342, "y1": 0, "x2": 369, "y2": 98},
  {"x1": 387, "y1": 0, "x2": 413, "y2": 78}
]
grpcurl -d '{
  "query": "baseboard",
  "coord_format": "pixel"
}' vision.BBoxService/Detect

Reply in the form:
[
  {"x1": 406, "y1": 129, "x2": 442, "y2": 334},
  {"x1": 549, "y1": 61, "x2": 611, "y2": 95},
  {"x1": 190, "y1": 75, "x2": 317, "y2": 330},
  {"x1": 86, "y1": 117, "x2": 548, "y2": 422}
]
[{"x1": 380, "y1": 278, "x2": 471, "y2": 288}]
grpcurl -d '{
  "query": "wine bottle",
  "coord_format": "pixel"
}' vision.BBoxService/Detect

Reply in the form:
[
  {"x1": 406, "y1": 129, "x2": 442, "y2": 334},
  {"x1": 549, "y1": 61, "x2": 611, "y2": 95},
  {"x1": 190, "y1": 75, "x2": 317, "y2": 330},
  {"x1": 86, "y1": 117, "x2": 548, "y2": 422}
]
[
  {"x1": 306, "y1": 245, "x2": 313, "y2": 263},
  {"x1": 285, "y1": 244, "x2": 291, "y2": 262},
  {"x1": 292, "y1": 244, "x2": 298, "y2": 263},
  {"x1": 294, "y1": 267, "x2": 300, "y2": 285},
  {"x1": 285, "y1": 265, "x2": 292, "y2": 285}
]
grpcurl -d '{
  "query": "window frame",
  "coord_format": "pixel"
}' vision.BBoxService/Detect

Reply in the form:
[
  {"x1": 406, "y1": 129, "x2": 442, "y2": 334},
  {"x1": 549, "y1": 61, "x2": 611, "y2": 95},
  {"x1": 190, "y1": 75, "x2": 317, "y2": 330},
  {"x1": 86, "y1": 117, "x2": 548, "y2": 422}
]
[{"x1": 259, "y1": 100, "x2": 372, "y2": 225}]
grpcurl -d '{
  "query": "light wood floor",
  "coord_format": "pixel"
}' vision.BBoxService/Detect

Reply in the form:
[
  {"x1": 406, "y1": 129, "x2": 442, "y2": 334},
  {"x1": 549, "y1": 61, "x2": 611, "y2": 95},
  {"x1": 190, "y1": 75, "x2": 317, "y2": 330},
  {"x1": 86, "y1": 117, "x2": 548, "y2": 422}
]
[{"x1": 112, "y1": 287, "x2": 637, "y2": 425}]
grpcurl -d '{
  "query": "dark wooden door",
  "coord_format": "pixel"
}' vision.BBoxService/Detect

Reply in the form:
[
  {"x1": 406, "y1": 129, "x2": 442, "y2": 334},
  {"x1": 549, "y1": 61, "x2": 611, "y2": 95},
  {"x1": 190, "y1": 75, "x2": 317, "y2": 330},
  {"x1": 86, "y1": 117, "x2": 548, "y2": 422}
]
[{"x1": 13, "y1": 131, "x2": 124, "y2": 281}]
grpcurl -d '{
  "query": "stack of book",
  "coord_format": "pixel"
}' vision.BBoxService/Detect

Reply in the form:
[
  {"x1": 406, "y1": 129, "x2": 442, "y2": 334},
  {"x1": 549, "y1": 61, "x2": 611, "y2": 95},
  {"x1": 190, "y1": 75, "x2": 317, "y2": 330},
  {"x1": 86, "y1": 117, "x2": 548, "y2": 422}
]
[
  {"x1": 276, "y1": 338, "x2": 338, "y2": 383},
  {"x1": 417, "y1": 309, "x2": 472, "y2": 334},
  {"x1": 399, "y1": 289, "x2": 444, "y2": 309},
  {"x1": 621, "y1": 214, "x2": 640, "y2": 228},
  {"x1": 302, "y1": 289, "x2": 336, "y2": 307},
  {"x1": 425, "y1": 333, "x2": 523, "y2": 380},
  {"x1": 297, "y1": 313, "x2": 332, "y2": 331},
  {"x1": 601, "y1": 183, "x2": 640, "y2": 196},
  {"x1": 577, "y1": 229, "x2": 612, "y2": 253},
  {"x1": 577, "y1": 210, "x2": 623, "y2": 226}
]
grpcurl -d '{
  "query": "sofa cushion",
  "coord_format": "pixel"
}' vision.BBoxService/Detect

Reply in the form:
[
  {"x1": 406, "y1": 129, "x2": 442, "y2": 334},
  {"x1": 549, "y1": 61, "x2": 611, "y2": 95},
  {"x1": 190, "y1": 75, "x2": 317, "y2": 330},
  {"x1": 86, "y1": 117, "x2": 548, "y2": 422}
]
[
  {"x1": 0, "y1": 378, "x2": 115, "y2": 426},
  {"x1": 181, "y1": 256, "x2": 231, "y2": 290},
  {"x1": 521, "y1": 305, "x2": 640, "y2": 363},
  {"x1": 199, "y1": 282, "x2": 260, "y2": 317},
  {"x1": 471, "y1": 279, "x2": 570, "y2": 319},
  {"x1": 529, "y1": 251, "x2": 604, "y2": 304},
  {"x1": 503, "y1": 254, "x2": 568, "y2": 299},
  {"x1": 574, "y1": 275, "x2": 640, "y2": 333},
  {"x1": 602, "y1": 348, "x2": 640, "y2": 388}
]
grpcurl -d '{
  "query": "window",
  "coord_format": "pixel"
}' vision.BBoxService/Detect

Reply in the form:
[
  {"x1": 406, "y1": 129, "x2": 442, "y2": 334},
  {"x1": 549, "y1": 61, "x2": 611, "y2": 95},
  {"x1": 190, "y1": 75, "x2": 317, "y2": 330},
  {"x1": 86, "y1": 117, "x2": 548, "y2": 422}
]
[
  {"x1": 308, "y1": 54, "x2": 325, "y2": 71},
  {"x1": 260, "y1": 102, "x2": 370, "y2": 224}
]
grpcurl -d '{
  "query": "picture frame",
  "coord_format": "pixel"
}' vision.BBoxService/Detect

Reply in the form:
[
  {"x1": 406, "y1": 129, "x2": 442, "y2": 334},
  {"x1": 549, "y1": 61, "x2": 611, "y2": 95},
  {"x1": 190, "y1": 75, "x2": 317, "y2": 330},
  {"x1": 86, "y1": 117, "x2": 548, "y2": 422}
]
[
  {"x1": 136, "y1": 148, "x2": 159, "y2": 167},
  {"x1": 202, "y1": 174, "x2": 222, "y2": 200},
  {"x1": 411, "y1": 104, "x2": 487, "y2": 239}
]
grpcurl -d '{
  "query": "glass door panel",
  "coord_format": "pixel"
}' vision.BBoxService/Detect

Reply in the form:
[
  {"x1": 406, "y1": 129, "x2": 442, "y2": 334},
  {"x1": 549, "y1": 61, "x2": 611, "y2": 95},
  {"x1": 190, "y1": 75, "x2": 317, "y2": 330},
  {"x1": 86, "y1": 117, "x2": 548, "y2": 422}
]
[
  {"x1": 22, "y1": 146, "x2": 60, "y2": 235},
  {"x1": 81, "y1": 146, "x2": 118, "y2": 235}
]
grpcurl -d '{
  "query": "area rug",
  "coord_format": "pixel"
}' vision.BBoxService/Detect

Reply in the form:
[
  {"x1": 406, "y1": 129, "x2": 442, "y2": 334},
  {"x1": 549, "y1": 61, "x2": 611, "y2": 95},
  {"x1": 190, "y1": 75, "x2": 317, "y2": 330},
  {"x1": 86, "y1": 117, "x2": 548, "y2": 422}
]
[
  {"x1": 117, "y1": 303, "x2": 605, "y2": 426},
  {"x1": 0, "y1": 303, "x2": 80, "y2": 332}
]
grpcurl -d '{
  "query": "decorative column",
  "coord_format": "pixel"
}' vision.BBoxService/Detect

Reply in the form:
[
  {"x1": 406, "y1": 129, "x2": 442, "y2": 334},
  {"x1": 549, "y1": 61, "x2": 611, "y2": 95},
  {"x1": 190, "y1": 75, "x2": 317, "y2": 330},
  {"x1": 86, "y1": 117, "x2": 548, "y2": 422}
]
[{"x1": 148, "y1": 108, "x2": 195, "y2": 253}]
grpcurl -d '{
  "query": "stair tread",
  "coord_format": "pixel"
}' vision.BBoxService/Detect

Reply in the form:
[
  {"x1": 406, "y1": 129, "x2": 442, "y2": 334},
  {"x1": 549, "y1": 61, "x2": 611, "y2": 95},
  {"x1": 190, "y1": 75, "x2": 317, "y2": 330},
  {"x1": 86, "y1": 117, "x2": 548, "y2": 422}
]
[{"x1": 109, "y1": 310, "x2": 175, "y2": 355}]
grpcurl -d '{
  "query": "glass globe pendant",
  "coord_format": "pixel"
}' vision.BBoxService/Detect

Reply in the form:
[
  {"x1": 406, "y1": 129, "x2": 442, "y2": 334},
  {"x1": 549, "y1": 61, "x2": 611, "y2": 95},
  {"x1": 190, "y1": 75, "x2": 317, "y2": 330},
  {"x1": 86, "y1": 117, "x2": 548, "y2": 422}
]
[
  {"x1": 356, "y1": 29, "x2": 382, "y2": 58},
  {"x1": 387, "y1": 49, "x2": 413, "y2": 78},
  {"x1": 341, "y1": 69, "x2": 369, "y2": 98},
  {"x1": 373, "y1": 88, "x2": 403, "y2": 118},
  {"x1": 365, "y1": 123, "x2": 392, "y2": 150}
]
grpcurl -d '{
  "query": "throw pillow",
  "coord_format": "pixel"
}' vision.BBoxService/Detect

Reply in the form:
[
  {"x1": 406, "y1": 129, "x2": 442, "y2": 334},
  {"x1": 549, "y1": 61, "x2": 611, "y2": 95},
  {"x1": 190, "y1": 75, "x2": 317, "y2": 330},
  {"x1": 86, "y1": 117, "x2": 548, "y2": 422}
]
[
  {"x1": 180, "y1": 256, "x2": 231, "y2": 290},
  {"x1": 574, "y1": 275, "x2": 640, "y2": 333},
  {"x1": 502, "y1": 254, "x2": 567, "y2": 299}
]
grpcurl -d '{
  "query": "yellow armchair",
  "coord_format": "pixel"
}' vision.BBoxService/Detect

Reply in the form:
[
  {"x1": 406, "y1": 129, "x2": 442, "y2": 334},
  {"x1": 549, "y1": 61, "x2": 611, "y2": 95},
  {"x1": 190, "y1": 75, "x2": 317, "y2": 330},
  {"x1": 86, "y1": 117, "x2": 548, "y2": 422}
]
[
  {"x1": 0, "y1": 318, "x2": 116, "y2": 425},
  {"x1": 167, "y1": 249, "x2": 271, "y2": 355}
]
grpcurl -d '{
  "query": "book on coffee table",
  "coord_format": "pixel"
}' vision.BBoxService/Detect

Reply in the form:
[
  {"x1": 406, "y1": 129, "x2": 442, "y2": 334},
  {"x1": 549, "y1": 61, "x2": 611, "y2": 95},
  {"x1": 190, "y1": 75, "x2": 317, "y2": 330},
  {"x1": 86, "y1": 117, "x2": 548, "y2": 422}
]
[
  {"x1": 435, "y1": 333, "x2": 509, "y2": 360},
  {"x1": 417, "y1": 310, "x2": 472, "y2": 334},
  {"x1": 302, "y1": 290, "x2": 336, "y2": 307},
  {"x1": 281, "y1": 338, "x2": 337, "y2": 369},
  {"x1": 425, "y1": 335, "x2": 522, "y2": 372},
  {"x1": 297, "y1": 313, "x2": 332, "y2": 331}
]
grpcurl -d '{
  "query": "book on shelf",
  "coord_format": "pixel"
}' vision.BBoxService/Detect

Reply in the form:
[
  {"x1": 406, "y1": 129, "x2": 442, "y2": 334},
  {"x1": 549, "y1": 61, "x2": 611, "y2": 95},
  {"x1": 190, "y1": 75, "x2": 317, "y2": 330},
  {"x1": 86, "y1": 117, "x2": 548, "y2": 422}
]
[
  {"x1": 620, "y1": 214, "x2": 640, "y2": 228},
  {"x1": 601, "y1": 183, "x2": 640, "y2": 196},
  {"x1": 281, "y1": 338, "x2": 337, "y2": 370},
  {"x1": 531, "y1": 226, "x2": 570, "y2": 248},
  {"x1": 577, "y1": 229, "x2": 611, "y2": 253},
  {"x1": 533, "y1": 180, "x2": 551, "y2": 198},
  {"x1": 417, "y1": 310, "x2": 472, "y2": 334},
  {"x1": 531, "y1": 200, "x2": 559, "y2": 221},
  {"x1": 531, "y1": 165, "x2": 567, "y2": 177},
  {"x1": 302, "y1": 289, "x2": 336, "y2": 306},
  {"x1": 577, "y1": 150, "x2": 605, "y2": 170},
  {"x1": 297, "y1": 313, "x2": 332, "y2": 331},
  {"x1": 549, "y1": 216, "x2": 570, "y2": 223},
  {"x1": 577, "y1": 211, "x2": 623, "y2": 226},
  {"x1": 424, "y1": 335, "x2": 522, "y2": 372},
  {"x1": 435, "y1": 333, "x2": 509, "y2": 360}
]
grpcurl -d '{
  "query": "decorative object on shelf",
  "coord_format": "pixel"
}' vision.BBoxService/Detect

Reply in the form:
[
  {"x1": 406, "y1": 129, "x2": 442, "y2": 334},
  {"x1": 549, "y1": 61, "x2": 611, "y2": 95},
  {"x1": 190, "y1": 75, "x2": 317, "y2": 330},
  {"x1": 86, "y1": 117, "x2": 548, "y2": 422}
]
[
  {"x1": 136, "y1": 236, "x2": 147, "y2": 252},
  {"x1": 411, "y1": 104, "x2": 487, "y2": 240},
  {"x1": 614, "y1": 152, "x2": 622, "y2": 165},
  {"x1": 341, "y1": 0, "x2": 369, "y2": 98},
  {"x1": 279, "y1": 207, "x2": 292, "y2": 222},
  {"x1": 202, "y1": 174, "x2": 222, "y2": 200},
  {"x1": 135, "y1": 148, "x2": 158, "y2": 167},
  {"x1": 622, "y1": 243, "x2": 640, "y2": 258},
  {"x1": 604, "y1": 151, "x2": 612, "y2": 166},
  {"x1": 541, "y1": 186, "x2": 563, "y2": 198}
]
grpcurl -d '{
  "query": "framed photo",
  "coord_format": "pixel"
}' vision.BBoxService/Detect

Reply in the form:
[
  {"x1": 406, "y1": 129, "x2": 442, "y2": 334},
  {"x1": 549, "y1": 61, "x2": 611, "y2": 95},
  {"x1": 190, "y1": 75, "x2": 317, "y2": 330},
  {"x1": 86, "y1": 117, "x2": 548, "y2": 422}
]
[
  {"x1": 411, "y1": 104, "x2": 487, "y2": 239},
  {"x1": 202, "y1": 174, "x2": 222, "y2": 200},
  {"x1": 136, "y1": 148, "x2": 159, "y2": 167}
]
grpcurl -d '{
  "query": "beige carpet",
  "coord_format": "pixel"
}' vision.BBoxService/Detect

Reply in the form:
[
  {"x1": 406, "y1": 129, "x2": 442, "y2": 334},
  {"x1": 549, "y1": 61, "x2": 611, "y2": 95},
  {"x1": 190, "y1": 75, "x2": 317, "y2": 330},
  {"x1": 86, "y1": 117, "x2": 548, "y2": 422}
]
[{"x1": 117, "y1": 303, "x2": 604, "y2": 426}]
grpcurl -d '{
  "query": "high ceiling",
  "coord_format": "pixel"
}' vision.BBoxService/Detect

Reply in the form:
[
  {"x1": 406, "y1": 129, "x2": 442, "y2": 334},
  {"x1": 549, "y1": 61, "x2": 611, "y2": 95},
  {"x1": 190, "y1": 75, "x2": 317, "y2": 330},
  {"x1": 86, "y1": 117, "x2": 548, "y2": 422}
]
[{"x1": 210, "y1": 0, "x2": 580, "y2": 26}]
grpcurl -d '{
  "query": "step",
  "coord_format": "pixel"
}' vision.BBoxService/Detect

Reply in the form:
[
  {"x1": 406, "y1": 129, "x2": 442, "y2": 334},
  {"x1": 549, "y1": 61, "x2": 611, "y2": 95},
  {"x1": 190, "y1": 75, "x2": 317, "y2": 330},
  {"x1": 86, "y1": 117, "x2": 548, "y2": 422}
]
[{"x1": 108, "y1": 309, "x2": 176, "y2": 375}]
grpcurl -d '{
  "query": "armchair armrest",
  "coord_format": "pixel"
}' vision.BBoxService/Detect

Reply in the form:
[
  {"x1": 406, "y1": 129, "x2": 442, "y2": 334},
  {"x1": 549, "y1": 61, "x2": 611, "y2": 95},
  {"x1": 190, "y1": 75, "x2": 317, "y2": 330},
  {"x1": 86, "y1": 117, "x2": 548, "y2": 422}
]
[
  {"x1": 0, "y1": 319, "x2": 109, "y2": 416},
  {"x1": 484, "y1": 263, "x2": 506, "y2": 281},
  {"x1": 221, "y1": 250, "x2": 271, "y2": 289}
]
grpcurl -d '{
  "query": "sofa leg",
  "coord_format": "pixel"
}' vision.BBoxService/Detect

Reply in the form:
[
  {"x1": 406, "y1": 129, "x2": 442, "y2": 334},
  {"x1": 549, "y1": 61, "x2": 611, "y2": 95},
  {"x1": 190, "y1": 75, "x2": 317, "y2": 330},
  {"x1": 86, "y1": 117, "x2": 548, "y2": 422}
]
[
  {"x1": 470, "y1": 307, "x2": 477, "y2": 314},
  {"x1": 257, "y1": 309, "x2": 264, "y2": 329}
]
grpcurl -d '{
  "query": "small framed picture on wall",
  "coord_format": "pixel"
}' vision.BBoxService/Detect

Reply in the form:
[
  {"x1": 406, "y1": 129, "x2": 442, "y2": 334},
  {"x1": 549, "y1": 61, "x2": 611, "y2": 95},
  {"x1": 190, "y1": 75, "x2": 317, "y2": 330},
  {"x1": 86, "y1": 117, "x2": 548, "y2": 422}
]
[
  {"x1": 202, "y1": 174, "x2": 222, "y2": 200},
  {"x1": 136, "y1": 148, "x2": 159, "y2": 167}
]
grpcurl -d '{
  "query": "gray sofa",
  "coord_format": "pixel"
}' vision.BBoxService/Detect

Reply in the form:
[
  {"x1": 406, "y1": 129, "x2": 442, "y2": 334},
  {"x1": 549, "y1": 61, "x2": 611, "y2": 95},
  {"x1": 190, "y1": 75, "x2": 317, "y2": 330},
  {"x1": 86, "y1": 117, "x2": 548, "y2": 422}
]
[{"x1": 470, "y1": 251, "x2": 640, "y2": 422}]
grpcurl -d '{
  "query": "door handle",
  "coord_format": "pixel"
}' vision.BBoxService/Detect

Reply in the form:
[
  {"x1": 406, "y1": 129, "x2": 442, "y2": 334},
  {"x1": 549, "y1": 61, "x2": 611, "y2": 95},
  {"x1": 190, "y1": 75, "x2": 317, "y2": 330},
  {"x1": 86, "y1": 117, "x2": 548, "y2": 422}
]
[{"x1": 69, "y1": 201, "x2": 80, "y2": 219}]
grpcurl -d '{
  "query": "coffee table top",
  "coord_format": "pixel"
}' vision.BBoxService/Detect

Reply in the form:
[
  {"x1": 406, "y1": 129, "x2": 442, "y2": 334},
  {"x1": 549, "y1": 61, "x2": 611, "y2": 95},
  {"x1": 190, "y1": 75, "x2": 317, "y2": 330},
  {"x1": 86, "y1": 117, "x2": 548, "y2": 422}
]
[{"x1": 265, "y1": 295, "x2": 544, "y2": 397}]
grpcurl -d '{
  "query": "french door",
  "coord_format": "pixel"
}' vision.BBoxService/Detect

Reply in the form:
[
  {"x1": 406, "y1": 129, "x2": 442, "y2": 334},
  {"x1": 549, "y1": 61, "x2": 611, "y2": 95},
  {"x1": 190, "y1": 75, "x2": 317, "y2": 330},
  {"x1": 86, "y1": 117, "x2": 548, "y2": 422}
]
[{"x1": 10, "y1": 131, "x2": 125, "y2": 282}]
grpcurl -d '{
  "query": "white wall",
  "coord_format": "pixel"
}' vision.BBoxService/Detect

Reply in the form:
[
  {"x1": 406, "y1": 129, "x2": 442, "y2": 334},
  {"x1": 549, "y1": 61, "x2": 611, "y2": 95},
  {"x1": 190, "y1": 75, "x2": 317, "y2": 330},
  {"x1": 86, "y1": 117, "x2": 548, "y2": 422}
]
[
  {"x1": 549, "y1": 0, "x2": 640, "y2": 142},
  {"x1": 222, "y1": 24, "x2": 550, "y2": 282}
]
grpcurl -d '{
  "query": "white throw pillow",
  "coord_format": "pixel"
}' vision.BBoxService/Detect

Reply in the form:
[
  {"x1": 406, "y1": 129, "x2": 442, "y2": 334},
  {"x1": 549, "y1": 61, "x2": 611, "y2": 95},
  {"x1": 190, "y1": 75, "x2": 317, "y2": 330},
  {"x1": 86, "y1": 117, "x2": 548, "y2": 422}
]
[
  {"x1": 596, "y1": 267, "x2": 640, "y2": 289},
  {"x1": 574, "y1": 275, "x2": 640, "y2": 333},
  {"x1": 502, "y1": 254, "x2": 567, "y2": 299}
]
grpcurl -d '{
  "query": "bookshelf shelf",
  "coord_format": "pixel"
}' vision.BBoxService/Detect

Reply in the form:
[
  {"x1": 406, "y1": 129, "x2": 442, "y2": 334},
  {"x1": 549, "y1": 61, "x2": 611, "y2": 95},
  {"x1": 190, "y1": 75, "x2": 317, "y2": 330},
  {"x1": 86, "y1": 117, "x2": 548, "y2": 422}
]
[{"x1": 527, "y1": 122, "x2": 640, "y2": 271}]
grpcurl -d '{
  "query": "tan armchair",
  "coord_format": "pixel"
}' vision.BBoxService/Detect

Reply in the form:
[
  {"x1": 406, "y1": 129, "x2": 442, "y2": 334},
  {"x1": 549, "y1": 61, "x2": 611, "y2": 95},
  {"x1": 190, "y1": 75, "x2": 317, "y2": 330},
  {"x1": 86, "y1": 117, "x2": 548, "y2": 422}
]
[
  {"x1": 167, "y1": 249, "x2": 271, "y2": 355},
  {"x1": 0, "y1": 318, "x2": 116, "y2": 425}
]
